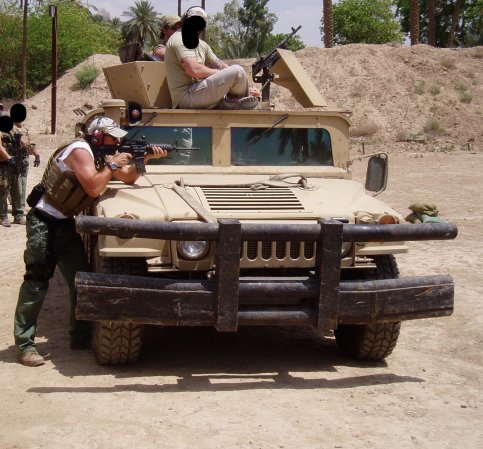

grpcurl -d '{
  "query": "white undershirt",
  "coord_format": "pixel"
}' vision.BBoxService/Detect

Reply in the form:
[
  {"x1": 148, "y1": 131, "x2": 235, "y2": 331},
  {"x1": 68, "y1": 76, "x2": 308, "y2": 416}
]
[{"x1": 36, "y1": 140, "x2": 94, "y2": 219}]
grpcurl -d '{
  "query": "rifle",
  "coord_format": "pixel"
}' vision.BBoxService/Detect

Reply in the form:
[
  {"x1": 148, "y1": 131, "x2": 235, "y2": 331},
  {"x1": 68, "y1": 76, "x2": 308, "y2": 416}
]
[
  {"x1": 0, "y1": 131, "x2": 23, "y2": 177},
  {"x1": 92, "y1": 138, "x2": 201, "y2": 174},
  {"x1": 252, "y1": 26, "x2": 302, "y2": 103}
]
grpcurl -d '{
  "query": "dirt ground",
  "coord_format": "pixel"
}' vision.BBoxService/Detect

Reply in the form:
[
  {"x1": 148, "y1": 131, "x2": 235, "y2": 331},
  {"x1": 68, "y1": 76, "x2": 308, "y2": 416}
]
[
  {"x1": 0, "y1": 149, "x2": 481, "y2": 448},
  {"x1": 1, "y1": 44, "x2": 482, "y2": 448}
]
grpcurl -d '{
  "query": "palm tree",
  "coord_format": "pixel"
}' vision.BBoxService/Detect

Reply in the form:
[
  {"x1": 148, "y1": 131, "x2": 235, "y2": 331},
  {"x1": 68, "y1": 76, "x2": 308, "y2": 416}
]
[
  {"x1": 323, "y1": 0, "x2": 333, "y2": 48},
  {"x1": 121, "y1": 0, "x2": 159, "y2": 47},
  {"x1": 409, "y1": 0, "x2": 420, "y2": 45},
  {"x1": 428, "y1": 0, "x2": 436, "y2": 46},
  {"x1": 448, "y1": 0, "x2": 464, "y2": 47}
]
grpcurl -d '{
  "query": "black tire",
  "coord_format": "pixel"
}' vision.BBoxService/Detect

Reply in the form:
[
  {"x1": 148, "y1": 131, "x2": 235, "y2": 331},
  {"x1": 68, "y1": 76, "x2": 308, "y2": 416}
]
[
  {"x1": 335, "y1": 255, "x2": 402, "y2": 361},
  {"x1": 92, "y1": 257, "x2": 146, "y2": 365}
]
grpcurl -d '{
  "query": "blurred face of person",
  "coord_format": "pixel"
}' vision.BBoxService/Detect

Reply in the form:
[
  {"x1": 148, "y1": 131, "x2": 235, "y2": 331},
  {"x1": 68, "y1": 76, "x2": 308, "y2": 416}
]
[{"x1": 164, "y1": 23, "x2": 180, "y2": 41}]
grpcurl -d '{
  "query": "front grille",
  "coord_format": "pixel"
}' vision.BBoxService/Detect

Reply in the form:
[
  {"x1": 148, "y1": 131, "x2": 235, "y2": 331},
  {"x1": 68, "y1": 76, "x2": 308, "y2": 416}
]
[
  {"x1": 200, "y1": 187, "x2": 304, "y2": 212},
  {"x1": 242, "y1": 241, "x2": 316, "y2": 262}
]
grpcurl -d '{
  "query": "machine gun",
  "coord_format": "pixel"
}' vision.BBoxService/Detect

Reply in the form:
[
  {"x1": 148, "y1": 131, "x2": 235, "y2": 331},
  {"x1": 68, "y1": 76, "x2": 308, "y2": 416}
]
[
  {"x1": 92, "y1": 138, "x2": 201, "y2": 174},
  {"x1": 252, "y1": 25, "x2": 302, "y2": 103}
]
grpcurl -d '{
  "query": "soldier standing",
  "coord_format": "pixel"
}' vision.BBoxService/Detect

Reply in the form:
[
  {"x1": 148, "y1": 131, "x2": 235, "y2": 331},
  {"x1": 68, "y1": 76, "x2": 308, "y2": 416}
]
[
  {"x1": 0, "y1": 106, "x2": 39, "y2": 226},
  {"x1": 13, "y1": 121, "x2": 41, "y2": 225},
  {"x1": 13, "y1": 116, "x2": 168, "y2": 366},
  {"x1": 0, "y1": 128, "x2": 24, "y2": 226}
]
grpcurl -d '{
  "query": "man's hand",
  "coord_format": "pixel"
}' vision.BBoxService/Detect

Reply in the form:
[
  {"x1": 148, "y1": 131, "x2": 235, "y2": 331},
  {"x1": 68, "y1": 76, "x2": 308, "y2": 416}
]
[
  {"x1": 107, "y1": 152, "x2": 133, "y2": 168},
  {"x1": 34, "y1": 155, "x2": 40, "y2": 167},
  {"x1": 144, "y1": 146, "x2": 168, "y2": 162},
  {"x1": 249, "y1": 86, "x2": 262, "y2": 98}
]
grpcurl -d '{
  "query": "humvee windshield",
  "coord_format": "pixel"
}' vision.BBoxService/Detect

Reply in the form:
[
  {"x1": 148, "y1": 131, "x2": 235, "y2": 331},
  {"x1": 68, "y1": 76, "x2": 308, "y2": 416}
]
[
  {"x1": 232, "y1": 127, "x2": 333, "y2": 166},
  {"x1": 129, "y1": 126, "x2": 333, "y2": 166}
]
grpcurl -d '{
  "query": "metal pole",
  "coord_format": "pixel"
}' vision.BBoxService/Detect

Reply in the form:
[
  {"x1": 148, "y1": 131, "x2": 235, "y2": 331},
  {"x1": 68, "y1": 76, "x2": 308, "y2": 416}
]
[{"x1": 49, "y1": 5, "x2": 57, "y2": 134}]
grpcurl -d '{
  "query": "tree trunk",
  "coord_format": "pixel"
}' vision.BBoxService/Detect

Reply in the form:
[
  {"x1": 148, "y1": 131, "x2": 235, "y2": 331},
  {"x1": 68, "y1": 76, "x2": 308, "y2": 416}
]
[
  {"x1": 448, "y1": 0, "x2": 464, "y2": 48},
  {"x1": 409, "y1": 0, "x2": 420, "y2": 45},
  {"x1": 323, "y1": 0, "x2": 333, "y2": 48},
  {"x1": 428, "y1": 0, "x2": 436, "y2": 46}
]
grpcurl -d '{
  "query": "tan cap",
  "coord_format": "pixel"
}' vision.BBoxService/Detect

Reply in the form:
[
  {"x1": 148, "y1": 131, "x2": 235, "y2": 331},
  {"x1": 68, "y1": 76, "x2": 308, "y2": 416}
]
[
  {"x1": 159, "y1": 14, "x2": 181, "y2": 28},
  {"x1": 87, "y1": 116, "x2": 128, "y2": 139},
  {"x1": 185, "y1": 7, "x2": 208, "y2": 21}
]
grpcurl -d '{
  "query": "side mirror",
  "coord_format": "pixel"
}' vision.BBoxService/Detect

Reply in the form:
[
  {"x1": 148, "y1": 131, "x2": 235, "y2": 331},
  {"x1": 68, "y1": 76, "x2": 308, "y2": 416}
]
[{"x1": 365, "y1": 153, "x2": 388, "y2": 195}]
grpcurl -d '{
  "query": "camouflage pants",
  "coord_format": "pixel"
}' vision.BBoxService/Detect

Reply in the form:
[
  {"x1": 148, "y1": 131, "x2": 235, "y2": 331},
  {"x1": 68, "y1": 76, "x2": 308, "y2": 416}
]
[
  {"x1": 14, "y1": 208, "x2": 91, "y2": 352},
  {"x1": 0, "y1": 165, "x2": 24, "y2": 220}
]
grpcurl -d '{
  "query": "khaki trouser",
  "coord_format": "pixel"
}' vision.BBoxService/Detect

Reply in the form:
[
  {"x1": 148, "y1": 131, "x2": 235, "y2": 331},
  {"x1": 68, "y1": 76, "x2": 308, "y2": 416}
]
[
  {"x1": 177, "y1": 65, "x2": 249, "y2": 109},
  {"x1": 14, "y1": 208, "x2": 91, "y2": 352}
]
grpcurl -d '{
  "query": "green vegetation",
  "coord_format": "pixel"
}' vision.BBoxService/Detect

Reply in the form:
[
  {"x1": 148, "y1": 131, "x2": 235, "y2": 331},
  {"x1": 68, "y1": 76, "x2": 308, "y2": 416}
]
[
  {"x1": 423, "y1": 117, "x2": 445, "y2": 135},
  {"x1": 394, "y1": 0, "x2": 483, "y2": 47},
  {"x1": 329, "y1": 0, "x2": 404, "y2": 45},
  {"x1": 455, "y1": 83, "x2": 473, "y2": 103},
  {"x1": 0, "y1": 0, "x2": 120, "y2": 99},
  {"x1": 414, "y1": 80, "x2": 426, "y2": 95},
  {"x1": 74, "y1": 65, "x2": 101, "y2": 90},
  {"x1": 121, "y1": 0, "x2": 159, "y2": 48}
]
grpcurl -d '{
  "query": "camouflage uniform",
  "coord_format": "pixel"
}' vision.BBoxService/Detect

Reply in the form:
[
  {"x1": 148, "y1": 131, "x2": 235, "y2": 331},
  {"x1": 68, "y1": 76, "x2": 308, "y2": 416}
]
[
  {"x1": 0, "y1": 129, "x2": 24, "y2": 223},
  {"x1": 14, "y1": 207, "x2": 91, "y2": 352},
  {"x1": 14, "y1": 140, "x2": 93, "y2": 355}
]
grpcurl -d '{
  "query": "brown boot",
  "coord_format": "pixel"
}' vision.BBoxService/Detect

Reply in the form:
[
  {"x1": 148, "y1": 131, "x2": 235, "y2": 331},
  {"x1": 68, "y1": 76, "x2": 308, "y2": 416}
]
[{"x1": 18, "y1": 350, "x2": 45, "y2": 367}]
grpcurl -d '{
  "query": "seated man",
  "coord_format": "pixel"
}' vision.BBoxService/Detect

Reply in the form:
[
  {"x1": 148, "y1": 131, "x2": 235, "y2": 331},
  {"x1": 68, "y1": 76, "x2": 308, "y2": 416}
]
[
  {"x1": 152, "y1": 15, "x2": 182, "y2": 61},
  {"x1": 164, "y1": 6, "x2": 261, "y2": 110}
]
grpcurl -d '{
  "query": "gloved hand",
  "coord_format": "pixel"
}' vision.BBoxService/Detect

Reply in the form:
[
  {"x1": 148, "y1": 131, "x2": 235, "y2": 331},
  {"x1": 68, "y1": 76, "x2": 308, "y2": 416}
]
[{"x1": 34, "y1": 155, "x2": 40, "y2": 167}]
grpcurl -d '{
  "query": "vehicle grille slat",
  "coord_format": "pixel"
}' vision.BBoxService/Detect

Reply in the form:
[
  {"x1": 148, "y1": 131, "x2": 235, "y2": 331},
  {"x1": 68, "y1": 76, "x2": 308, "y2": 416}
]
[{"x1": 200, "y1": 187, "x2": 304, "y2": 212}]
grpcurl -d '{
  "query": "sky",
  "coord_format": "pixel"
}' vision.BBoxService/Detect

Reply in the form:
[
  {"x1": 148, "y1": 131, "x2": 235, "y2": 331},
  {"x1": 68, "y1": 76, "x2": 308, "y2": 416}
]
[{"x1": 91, "y1": 0, "x2": 326, "y2": 48}]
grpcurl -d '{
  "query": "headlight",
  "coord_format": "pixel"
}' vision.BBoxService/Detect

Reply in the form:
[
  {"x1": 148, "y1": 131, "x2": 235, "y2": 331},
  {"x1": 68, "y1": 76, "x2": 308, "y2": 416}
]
[
  {"x1": 177, "y1": 240, "x2": 210, "y2": 260},
  {"x1": 377, "y1": 214, "x2": 398, "y2": 224}
]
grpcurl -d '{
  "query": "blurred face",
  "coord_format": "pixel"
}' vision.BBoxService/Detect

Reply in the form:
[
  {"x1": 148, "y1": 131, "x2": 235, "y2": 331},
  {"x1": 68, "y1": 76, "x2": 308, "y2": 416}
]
[
  {"x1": 164, "y1": 23, "x2": 180, "y2": 40},
  {"x1": 103, "y1": 134, "x2": 119, "y2": 145}
]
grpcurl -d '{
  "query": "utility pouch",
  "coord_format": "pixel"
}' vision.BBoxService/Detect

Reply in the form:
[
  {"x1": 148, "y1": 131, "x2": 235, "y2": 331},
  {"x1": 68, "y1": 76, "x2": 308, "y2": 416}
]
[{"x1": 26, "y1": 183, "x2": 46, "y2": 207}]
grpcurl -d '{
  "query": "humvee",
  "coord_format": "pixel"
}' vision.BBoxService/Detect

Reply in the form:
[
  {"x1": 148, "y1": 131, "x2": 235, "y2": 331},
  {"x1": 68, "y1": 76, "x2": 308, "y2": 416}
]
[{"x1": 74, "y1": 48, "x2": 457, "y2": 365}]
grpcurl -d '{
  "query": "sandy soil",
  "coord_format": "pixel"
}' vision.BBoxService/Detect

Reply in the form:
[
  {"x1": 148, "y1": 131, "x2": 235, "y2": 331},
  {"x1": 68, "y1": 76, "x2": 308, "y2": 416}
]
[{"x1": 1, "y1": 45, "x2": 482, "y2": 448}]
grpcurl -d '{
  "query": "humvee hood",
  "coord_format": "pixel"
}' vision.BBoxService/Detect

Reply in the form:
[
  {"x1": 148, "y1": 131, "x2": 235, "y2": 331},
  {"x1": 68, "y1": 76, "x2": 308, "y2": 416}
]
[{"x1": 98, "y1": 174, "x2": 399, "y2": 222}]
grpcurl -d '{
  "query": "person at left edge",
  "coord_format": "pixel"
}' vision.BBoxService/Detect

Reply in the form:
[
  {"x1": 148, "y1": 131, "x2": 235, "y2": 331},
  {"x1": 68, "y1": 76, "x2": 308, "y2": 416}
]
[{"x1": 13, "y1": 116, "x2": 168, "y2": 367}]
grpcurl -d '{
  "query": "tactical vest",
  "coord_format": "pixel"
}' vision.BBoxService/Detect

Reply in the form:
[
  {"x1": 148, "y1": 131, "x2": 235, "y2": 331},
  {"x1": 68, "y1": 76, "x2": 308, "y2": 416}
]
[
  {"x1": 1, "y1": 131, "x2": 17, "y2": 156},
  {"x1": 41, "y1": 141, "x2": 96, "y2": 217}
]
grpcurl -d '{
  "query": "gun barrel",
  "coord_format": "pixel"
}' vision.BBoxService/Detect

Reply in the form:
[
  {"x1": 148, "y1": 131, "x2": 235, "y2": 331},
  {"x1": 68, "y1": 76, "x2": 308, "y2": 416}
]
[{"x1": 146, "y1": 144, "x2": 201, "y2": 152}]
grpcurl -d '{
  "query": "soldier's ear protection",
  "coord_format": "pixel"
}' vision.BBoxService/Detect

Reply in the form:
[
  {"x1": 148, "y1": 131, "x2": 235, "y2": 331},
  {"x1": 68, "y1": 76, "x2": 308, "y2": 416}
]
[
  {"x1": 89, "y1": 117, "x2": 105, "y2": 146},
  {"x1": 182, "y1": 6, "x2": 206, "y2": 49},
  {"x1": 90, "y1": 129, "x2": 104, "y2": 146}
]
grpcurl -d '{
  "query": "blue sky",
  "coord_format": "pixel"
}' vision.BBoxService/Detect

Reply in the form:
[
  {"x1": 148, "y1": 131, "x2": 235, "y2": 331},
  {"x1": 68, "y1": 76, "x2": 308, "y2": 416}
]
[{"x1": 91, "y1": 0, "x2": 326, "y2": 48}]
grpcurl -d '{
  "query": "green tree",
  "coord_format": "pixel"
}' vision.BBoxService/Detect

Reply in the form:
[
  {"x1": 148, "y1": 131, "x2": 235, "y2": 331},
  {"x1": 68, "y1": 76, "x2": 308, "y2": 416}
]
[
  {"x1": 0, "y1": 0, "x2": 121, "y2": 99},
  {"x1": 207, "y1": 0, "x2": 293, "y2": 59},
  {"x1": 206, "y1": 0, "x2": 244, "y2": 57},
  {"x1": 331, "y1": 0, "x2": 404, "y2": 45},
  {"x1": 238, "y1": 0, "x2": 277, "y2": 55},
  {"x1": 394, "y1": 0, "x2": 482, "y2": 47},
  {"x1": 121, "y1": 0, "x2": 159, "y2": 47}
]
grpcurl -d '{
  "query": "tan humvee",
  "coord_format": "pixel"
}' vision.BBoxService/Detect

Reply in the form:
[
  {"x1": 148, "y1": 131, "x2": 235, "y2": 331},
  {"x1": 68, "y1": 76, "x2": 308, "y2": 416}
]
[{"x1": 74, "y1": 49, "x2": 457, "y2": 365}]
